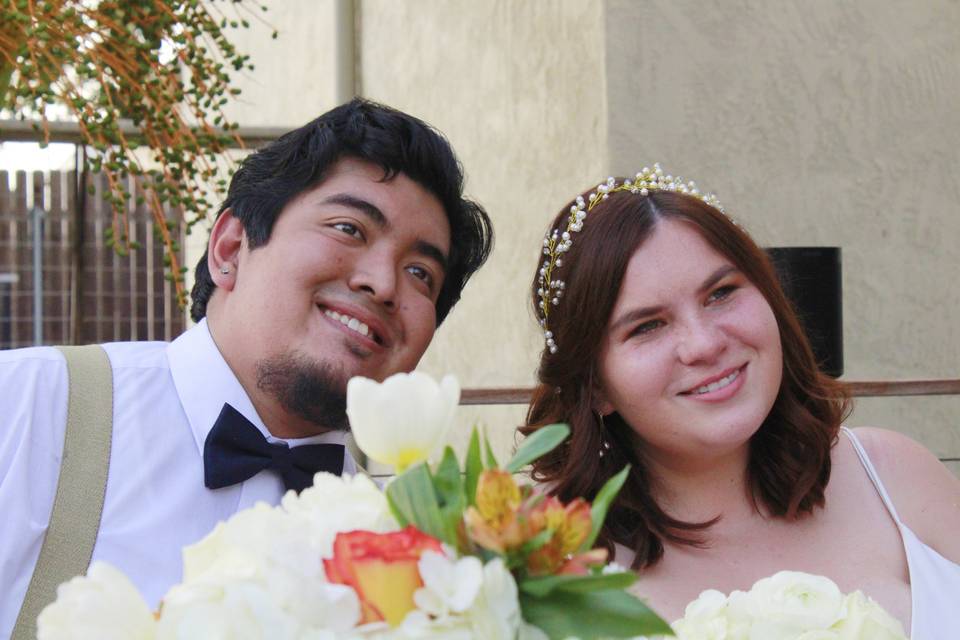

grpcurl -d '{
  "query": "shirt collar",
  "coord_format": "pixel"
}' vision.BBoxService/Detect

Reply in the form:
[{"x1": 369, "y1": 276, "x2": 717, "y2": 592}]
[{"x1": 168, "y1": 319, "x2": 351, "y2": 458}]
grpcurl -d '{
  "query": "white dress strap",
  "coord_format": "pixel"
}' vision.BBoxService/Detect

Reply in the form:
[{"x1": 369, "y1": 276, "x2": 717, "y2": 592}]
[{"x1": 841, "y1": 427, "x2": 903, "y2": 524}]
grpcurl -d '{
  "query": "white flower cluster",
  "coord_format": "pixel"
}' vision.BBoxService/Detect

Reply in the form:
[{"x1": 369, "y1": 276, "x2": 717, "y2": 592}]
[
  {"x1": 36, "y1": 473, "x2": 524, "y2": 640},
  {"x1": 668, "y1": 571, "x2": 907, "y2": 640}
]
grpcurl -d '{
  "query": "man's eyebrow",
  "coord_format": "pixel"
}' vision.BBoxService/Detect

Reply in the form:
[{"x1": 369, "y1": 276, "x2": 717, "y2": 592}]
[
  {"x1": 321, "y1": 193, "x2": 388, "y2": 228},
  {"x1": 322, "y1": 192, "x2": 448, "y2": 272},
  {"x1": 415, "y1": 240, "x2": 448, "y2": 273}
]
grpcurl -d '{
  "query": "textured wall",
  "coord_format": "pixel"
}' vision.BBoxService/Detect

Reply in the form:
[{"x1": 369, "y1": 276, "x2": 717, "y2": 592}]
[
  {"x1": 188, "y1": 1, "x2": 959, "y2": 472},
  {"x1": 359, "y1": 0, "x2": 607, "y2": 458},
  {"x1": 218, "y1": 1, "x2": 339, "y2": 128},
  {"x1": 184, "y1": 1, "x2": 341, "y2": 299},
  {"x1": 606, "y1": 0, "x2": 960, "y2": 472}
]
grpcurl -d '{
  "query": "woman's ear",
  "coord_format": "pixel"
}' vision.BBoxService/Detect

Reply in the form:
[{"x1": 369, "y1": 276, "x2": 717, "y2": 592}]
[
  {"x1": 207, "y1": 209, "x2": 244, "y2": 290},
  {"x1": 592, "y1": 387, "x2": 615, "y2": 417}
]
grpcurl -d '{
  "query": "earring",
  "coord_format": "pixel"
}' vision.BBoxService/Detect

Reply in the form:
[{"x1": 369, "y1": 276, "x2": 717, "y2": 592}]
[
  {"x1": 596, "y1": 411, "x2": 612, "y2": 455},
  {"x1": 219, "y1": 265, "x2": 231, "y2": 275}
]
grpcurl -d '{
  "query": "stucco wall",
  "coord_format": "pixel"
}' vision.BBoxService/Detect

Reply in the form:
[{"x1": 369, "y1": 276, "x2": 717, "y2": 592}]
[
  {"x1": 191, "y1": 0, "x2": 959, "y2": 471},
  {"x1": 184, "y1": 1, "x2": 341, "y2": 301},
  {"x1": 605, "y1": 0, "x2": 960, "y2": 473},
  {"x1": 358, "y1": 0, "x2": 607, "y2": 459}
]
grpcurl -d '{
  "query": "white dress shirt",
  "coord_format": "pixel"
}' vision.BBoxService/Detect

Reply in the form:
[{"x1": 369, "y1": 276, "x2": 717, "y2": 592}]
[{"x1": 0, "y1": 319, "x2": 356, "y2": 636}]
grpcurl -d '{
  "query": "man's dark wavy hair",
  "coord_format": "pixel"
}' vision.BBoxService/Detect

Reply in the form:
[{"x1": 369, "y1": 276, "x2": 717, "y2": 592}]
[{"x1": 190, "y1": 98, "x2": 493, "y2": 324}]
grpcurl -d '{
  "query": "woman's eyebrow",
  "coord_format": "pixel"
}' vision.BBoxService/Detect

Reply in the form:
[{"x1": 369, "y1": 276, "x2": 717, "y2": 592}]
[
  {"x1": 610, "y1": 304, "x2": 665, "y2": 333},
  {"x1": 698, "y1": 265, "x2": 738, "y2": 295}
]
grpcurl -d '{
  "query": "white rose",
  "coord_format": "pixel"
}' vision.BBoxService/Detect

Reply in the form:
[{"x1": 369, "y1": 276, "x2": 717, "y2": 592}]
[
  {"x1": 346, "y1": 372, "x2": 460, "y2": 472},
  {"x1": 739, "y1": 571, "x2": 845, "y2": 639},
  {"x1": 157, "y1": 581, "x2": 298, "y2": 640},
  {"x1": 158, "y1": 580, "x2": 360, "y2": 639},
  {"x1": 180, "y1": 502, "x2": 360, "y2": 631},
  {"x1": 36, "y1": 562, "x2": 156, "y2": 640},
  {"x1": 830, "y1": 591, "x2": 907, "y2": 640},
  {"x1": 672, "y1": 589, "x2": 730, "y2": 640},
  {"x1": 283, "y1": 472, "x2": 397, "y2": 559}
]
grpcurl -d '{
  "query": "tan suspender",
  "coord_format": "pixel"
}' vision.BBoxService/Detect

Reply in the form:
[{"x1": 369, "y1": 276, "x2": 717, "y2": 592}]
[{"x1": 12, "y1": 345, "x2": 113, "y2": 640}]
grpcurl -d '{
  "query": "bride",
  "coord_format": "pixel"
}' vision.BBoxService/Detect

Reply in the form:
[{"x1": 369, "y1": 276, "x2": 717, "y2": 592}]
[{"x1": 522, "y1": 165, "x2": 960, "y2": 639}]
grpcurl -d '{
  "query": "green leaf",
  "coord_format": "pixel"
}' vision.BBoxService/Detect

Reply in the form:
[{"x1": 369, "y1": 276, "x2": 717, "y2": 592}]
[
  {"x1": 520, "y1": 589, "x2": 673, "y2": 639},
  {"x1": 433, "y1": 446, "x2": 466, "y2": 546},
  {"x1": 465, "y1": 427, "x2": 483, "y2": 507},
  {"x1": 518, "y1": 527, "x2": 554, "y2": 556},
  {"x1": 506, "y1": 423, "x2": 570, "y2": 473},
  {"x1": 384, "y1": 462, "x2": 447, "y2": 542},
  {"x1": 520, "y1": 571, "x2": 637, "y2": 598},
  {"x1": 482, "y1": 427, "x2": 499, "y2": 469},
  {"x1": 582, "y1": 465, "x2": 630, "y2": 552}
]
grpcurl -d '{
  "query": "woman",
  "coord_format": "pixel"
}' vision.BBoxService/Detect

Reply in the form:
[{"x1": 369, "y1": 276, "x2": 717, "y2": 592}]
[{"x1": 524, "y1": 165, "x2": 960, "y2": 638}]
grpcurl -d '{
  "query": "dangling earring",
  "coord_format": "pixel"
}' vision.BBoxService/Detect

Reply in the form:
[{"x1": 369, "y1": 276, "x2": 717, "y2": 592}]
[{"x1": 596, "y1": 411, "x2": 612, "y2": 456}]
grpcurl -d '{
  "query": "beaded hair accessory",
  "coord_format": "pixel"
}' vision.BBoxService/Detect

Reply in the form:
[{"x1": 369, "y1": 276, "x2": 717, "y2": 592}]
[{"x1": 537, "y1": 163, "x2": 723, "y2": 354}]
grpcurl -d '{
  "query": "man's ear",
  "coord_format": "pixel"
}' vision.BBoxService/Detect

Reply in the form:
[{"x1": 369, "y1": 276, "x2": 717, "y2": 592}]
[{"x1": 208, "y1": 209, "x2": 244, "y2": 291}]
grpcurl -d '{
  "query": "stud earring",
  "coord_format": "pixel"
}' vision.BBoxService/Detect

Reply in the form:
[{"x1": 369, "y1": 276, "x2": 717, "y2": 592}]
[{"x1": 219, "y1": 265, "x2": 231, "y2": 275}]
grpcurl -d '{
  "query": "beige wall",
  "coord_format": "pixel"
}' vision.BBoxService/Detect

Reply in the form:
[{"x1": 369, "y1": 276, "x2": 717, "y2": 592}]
[
  {"x1": 192, "y1": 0, "x2": 959, "y2": 470},
  {"x1": 605, "y1": 0, "x2": 960, "y2": 472},
  {"x1": 358, "y1": 0, "x2": 607, "y2": 459},
  {"x1": 185, "y1": 1, "x2": 341, "y2": 306}
]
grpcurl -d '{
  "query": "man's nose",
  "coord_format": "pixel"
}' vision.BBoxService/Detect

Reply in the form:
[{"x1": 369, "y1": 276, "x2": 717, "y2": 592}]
[{"x1": 348, "y1": 250, "x2": 398, "y2": 309}]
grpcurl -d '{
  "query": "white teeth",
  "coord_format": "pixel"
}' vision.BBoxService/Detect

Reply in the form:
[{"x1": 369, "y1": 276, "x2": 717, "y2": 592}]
[
  {"x1": 324, "y1": 310, "x2": 371, "y2": 338},
  {"x1": 692, "y1": 369, "x2": 740, "y2": 395}
]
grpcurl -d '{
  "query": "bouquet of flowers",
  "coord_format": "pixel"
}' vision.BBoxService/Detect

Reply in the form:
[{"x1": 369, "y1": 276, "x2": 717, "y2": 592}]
[
  {"x1": 671, "y1": 571, "x2": 908, "y2": 640},
  {"x1": 36, "y1": 372, "x2": 672, "y2": 640}
]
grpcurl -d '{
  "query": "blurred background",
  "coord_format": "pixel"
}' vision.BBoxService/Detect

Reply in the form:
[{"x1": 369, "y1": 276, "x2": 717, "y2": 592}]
[{"x1": 2, "y1": 0, "x2": 958, "y2": 474}]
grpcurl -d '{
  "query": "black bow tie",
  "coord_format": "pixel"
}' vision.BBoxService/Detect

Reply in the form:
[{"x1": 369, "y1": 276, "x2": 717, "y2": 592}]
[{"x1": 203, "y1": 403, "x2": 345, "y2": 493}]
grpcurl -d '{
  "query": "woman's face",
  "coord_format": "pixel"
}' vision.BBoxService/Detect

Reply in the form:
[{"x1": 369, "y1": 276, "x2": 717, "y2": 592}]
[{"x1": 595, "y1": 219, "x2": 783, "y2": 466}]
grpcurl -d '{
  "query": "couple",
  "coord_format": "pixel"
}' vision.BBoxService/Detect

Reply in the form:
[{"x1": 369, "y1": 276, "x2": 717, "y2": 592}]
[{"x1": 2, "y1": 99, "x2": 958, "y2": 638}]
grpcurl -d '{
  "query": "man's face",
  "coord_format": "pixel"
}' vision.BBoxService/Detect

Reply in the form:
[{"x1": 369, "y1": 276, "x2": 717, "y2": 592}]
[{"x1": 214, "y1": 158, "x2": 450, "y2": 434}]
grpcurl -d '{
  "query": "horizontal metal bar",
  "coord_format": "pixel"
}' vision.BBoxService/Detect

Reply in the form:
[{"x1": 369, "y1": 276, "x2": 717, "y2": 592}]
[
  {"x1": 460, "y1": 379, "x2": 960, "y2": 405},
  {"x1": 0, "y1": 119, "x2": 289, "y2": 149}
]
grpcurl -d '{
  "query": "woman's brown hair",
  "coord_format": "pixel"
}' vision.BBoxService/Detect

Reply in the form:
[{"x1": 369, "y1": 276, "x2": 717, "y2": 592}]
[{"x1": 523, "y1": 187, "x2": 851, "y2": 569}]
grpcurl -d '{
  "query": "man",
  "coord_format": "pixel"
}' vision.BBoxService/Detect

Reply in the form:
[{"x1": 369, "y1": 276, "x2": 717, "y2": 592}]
[{"x1": 0, "y1": 98, "x2": 492, "y2": 634}]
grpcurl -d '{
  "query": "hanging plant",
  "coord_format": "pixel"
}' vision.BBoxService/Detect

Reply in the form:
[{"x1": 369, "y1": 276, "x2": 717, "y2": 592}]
[{"x1": 0, "y1": 0, "x2": 274, "y2": 306}]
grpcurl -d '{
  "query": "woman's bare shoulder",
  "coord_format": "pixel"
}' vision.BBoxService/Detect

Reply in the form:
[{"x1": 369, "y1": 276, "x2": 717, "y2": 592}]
[{"x1": 847, "y1": 426, "x2": 960, "y2": 562}]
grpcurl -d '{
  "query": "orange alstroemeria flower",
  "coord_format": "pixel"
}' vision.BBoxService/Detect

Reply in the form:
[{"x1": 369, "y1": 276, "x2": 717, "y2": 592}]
[
  {"x1": 526, "y1": 496, "x2": 596, "y2": 575},
  {"x1": 558, "y1": 547, "x2": 609, "y2": 575},
  {"x1": 323, "y1": 527, "x2": 443, "y2": 626},
  {"x1": 465, "y1": 469, "x2": 525, "y2": 553}
]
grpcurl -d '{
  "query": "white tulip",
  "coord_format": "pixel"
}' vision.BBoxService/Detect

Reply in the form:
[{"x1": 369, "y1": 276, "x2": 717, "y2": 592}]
[{"x1": 346, "y1": 372, "x2": 460, "y2": 472}]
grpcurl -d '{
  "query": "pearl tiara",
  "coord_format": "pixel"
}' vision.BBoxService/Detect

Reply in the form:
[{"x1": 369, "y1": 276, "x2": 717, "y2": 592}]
[{"x1": 536, "y1": 163, "x2": 724, "y2": 354}]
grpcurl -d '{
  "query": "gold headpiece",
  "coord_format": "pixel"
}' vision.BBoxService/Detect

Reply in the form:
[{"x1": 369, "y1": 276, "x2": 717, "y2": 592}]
[{"x1": 536, "y1": 163, "x2": 724, "y2": 354}]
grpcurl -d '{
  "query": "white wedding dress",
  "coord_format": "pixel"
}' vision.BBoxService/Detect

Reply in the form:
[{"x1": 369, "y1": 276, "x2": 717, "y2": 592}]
[{"x1": 844, "y1": 427, "x2": 960, "y2": 640}]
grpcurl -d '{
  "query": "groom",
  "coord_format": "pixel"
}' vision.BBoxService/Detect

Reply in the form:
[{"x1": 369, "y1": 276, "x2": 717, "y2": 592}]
[{"x1": 0, "y1": 98, "x2": 492, "y2": 635}]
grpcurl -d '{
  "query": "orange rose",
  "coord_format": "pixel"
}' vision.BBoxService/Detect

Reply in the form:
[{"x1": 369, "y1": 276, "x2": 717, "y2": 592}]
[{"x1": 323, "y1": 527, "x2": 443, "y2": 626}]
